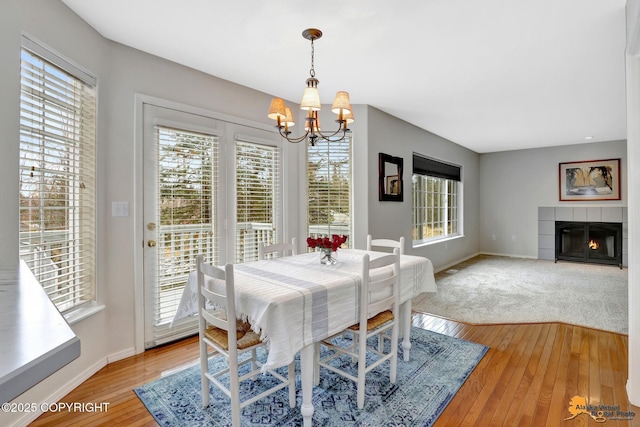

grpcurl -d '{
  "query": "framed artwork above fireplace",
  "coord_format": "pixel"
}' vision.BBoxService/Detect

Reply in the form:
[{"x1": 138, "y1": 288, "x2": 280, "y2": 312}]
[{"x1": 559, "y1": 158, "x2": 620, "y2": 201}]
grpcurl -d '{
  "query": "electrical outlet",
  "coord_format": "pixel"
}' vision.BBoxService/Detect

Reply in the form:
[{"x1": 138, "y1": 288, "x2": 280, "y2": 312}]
[
  {"x1": 511, "y1": 235, "x2": 516, "y2": 241},
  {"x1": 491, "y1": 234, "x2": 496, "y2": 240}
]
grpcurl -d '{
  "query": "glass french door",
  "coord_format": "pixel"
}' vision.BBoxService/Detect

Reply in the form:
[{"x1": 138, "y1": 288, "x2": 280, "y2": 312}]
[
  {"x1": 142, "y1": 104, "x2": 222, "y2": 348},
  {"x1": 141, "y1": 103, "x2": 284, "y2": 348}
]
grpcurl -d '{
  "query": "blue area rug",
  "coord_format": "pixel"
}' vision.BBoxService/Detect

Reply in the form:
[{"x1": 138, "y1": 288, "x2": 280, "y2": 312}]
[{"x1": 134, "y1": 327, "x2": 488, "y2": 426}]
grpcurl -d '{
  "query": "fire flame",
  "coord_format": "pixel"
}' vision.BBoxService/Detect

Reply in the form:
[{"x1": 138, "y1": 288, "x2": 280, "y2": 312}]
[{"x1": 588, "y1": 240, "x2": 599, "y2": 250}]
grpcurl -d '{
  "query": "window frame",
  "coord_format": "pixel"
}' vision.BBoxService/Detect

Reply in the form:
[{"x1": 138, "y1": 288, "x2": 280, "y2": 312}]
[
  {"x1": 18, "y1": 35, "x2": 98, "y2": 316},
  {"x1": 411, "y1": 154, "x2": 462, "y2": 246},
  {"x1": 234, "y1": 136, "x2": 282, "y2": 263},
  {"x1": 306, "y1": 136, "x2": 353, "y2": 247}
]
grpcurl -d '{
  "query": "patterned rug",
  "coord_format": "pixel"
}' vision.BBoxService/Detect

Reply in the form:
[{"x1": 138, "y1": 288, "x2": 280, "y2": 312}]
[{"x1": 134, "y1": 327, "x2": 488, "y2": 426}]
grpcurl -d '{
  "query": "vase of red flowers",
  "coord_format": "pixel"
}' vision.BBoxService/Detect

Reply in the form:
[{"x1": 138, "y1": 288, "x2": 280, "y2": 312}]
[{"x1": 306, "y1": 235, "x2": 348, "y2": 265}]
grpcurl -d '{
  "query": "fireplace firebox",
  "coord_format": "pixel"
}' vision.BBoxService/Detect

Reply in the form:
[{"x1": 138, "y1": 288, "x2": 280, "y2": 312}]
[{"x1": 555, "y1": 221, "x2": 622, "y2": 268}]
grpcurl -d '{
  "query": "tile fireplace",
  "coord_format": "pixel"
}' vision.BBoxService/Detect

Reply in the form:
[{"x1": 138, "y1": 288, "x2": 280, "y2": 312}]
[
  {"x1": 555, "y1": 221, "x2": 622, "y2": 268},
  {"x1": 538, "y1": 206, "x2": 628, "y2": 267}
]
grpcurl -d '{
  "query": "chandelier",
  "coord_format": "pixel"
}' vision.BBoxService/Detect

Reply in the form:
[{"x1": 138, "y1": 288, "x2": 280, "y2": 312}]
[{"x1": 267, "y1": 28, "x2": 354, "y2": 146}]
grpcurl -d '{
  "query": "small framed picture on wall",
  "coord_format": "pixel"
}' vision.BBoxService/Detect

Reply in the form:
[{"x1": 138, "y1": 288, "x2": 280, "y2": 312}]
[{"x1": 379, "y1": 153, "x2": 403, "y2": 202}]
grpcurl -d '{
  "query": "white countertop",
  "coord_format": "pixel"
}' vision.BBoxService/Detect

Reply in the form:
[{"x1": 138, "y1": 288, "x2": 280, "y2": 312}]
[{"x1": 0, "y1": 261, "x2": 80, "y2": 403}]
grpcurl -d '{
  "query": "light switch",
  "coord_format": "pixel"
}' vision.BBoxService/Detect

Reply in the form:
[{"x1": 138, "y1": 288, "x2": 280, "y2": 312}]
[{"x1": 112, "y1": 201, "x2": 129, "y2": 217}]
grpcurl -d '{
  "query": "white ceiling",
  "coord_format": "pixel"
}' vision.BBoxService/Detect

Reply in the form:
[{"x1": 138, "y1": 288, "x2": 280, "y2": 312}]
[{"x1": 60, "y1": 0, "x2": 628, "y2": 153}]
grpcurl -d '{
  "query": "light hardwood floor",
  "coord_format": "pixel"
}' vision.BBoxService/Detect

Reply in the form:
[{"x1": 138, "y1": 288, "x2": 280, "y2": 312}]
[{"x1": 31, "y1": 313, "x2": 639, "y2": 426}]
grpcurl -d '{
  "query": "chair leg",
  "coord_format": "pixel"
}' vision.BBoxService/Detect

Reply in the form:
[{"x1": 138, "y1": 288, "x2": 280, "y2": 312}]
[
  {"x1": 357, "y1": 330, "x2": 367, "y2": 409},
  {"x1": 250, "y1": 348, "x2": 258, "y2": 380},
  {"x1": 351, "y1": 331, "x2": 358, "y2": 364},
  {"x1": 199, "y1": 341, "x2": 210, "y2": 407},
  {"x1": 229, "y1": 355, "x2": 241, "y2": 427},
  {"x1": 390, "y1": 323, "x2": 399, "y2": 384}
]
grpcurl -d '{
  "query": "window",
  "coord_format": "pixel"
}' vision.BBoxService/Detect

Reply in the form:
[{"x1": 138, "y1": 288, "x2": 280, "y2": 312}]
[
  {"x1": 412, "y1": 154, "x2": 461, "y2": 245},
  {"x1": 307, "y1": 136, "x2": 352, "y2": 245},
  {"x1": 235, "y1": 139, "x2": 281, "y2": 262},
  {"x1": 19, "y1": 37, "x2": 97, "y2": 313},
  {"x1": 154, "y1": 125, "x2": 218, "y2": 327}
]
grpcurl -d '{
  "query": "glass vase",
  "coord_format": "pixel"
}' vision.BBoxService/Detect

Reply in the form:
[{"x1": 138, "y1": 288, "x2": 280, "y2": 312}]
[{"x1": 320, "y1": 247, "x2": 337, "y2": 265}]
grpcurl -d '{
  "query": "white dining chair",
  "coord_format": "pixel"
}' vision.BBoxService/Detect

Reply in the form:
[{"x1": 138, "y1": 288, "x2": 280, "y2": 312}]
[
  {"x1": 314, "y1": 248, "x2": 400, "y2": 409},
  {"x1": 366, "y1": 234, "x2": 405, "y2": 254},
  {"x1": 197, "y1": 255, "x2": 295, "y2": 426},
  {"x1": 258, "y1": 237, "x2": 297, "y2": 260}
]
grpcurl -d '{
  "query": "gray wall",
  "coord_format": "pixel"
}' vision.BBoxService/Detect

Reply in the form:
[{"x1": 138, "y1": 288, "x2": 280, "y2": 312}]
[
  {"x1": 479, "y1": 140, "x2": 627, "y2": 258},
  {"x1": 365, "y1": 107, "x2": 481, "y2": 270},
  {"x1": 0, "y1": 0, "x2": 20, "y2": 280}
]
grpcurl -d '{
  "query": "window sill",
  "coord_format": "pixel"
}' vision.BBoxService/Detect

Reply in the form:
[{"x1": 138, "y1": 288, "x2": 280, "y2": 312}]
[
  {"x1": 412, "y1": 234, "x2": 464, "y2": 249},
  {"x1": 64, "y1": 302, "x2": 105, "y2": 325}
]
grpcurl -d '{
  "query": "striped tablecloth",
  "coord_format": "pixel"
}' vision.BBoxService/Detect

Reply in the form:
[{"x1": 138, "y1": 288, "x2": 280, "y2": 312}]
[{"x1": 173, "y1": 249, "x2": 436, "y2": 371}]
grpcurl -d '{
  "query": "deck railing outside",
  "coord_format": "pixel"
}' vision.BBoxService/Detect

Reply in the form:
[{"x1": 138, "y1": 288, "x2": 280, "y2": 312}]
[{"x1": 21, "y1": 223, "x2": 350, "y2": 324}]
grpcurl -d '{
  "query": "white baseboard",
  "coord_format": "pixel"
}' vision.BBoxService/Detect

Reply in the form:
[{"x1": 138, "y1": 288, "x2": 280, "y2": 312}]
[
  {"x1": 11, "y1": 347, "x2": 136, "y2": 427},
  {"x1": 13, "y1": 358, "x2": 108, "y2": 427},
  {"x1": 434, "y1": 251, "x2": 539, "y2": 274},
  {"x1": 12, "y1": 347, "x2": 136, "y2": 427},
  {"x1": 479, "y1": 251, "x2": 538, "y2": 260},
  {"x1": 107, "y1": 347, "x2": 136, "y2": 364},
  {"x1": 434, "y1": 252, "x2": 481, "y2": 273}
]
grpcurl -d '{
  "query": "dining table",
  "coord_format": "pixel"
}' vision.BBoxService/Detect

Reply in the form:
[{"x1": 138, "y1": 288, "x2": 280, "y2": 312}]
[{"x1": 172, "y1": 248, "x2": 437, "y2": 426}]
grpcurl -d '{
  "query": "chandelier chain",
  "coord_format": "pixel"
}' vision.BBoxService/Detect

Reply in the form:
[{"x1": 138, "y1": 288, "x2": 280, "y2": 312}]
[{"x1": 309, "y1": 38, "x2": 315, "y2": 78}]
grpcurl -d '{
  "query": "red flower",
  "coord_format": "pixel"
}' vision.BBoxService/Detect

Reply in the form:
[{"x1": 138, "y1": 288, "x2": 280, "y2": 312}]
[{"x1": 306, "y1": 235, "x2": 348, "y2": 251}]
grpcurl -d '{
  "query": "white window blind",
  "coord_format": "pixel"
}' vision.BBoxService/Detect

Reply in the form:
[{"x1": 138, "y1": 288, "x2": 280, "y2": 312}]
[
  {"x1": 235, "y1": 139, "x2": 281, "y2": 262},
  {"x1": 307, "y1": 136, "x2": 352, "y2": 245},
  {"x1": 154, "y1": 126, "x2": 218, "y2": 328},
  {"x1": 18, "y1": 41, "x2": 97, "y2": 313}
]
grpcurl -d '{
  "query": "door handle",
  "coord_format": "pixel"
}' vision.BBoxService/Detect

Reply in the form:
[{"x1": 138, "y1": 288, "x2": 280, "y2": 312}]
[{"x1": 147, "y1": 240, "x2": 157, "y2": 247}]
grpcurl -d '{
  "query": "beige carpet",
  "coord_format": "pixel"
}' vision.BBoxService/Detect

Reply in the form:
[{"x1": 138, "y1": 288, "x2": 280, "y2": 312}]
[{"x1": 412, "y1": 254, "x2": 628, "y2": 334}]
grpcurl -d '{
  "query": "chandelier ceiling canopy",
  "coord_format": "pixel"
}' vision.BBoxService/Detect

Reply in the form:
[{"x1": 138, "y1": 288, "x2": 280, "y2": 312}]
[{"x1": 267, "y1": 28, "x2": 353, "y2": 146}]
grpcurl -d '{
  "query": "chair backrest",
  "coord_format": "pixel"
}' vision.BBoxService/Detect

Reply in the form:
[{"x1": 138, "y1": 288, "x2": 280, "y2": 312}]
[
  {"x1": 196, "y1": 255, "x2": 237, "y2": 349},
  {"x1": 366, "y1": 234, "x2": 405, "y2": 254},
  {"x1": 258, "y1": 237, "x2": 298, "y2": 260},
  {"x1": 359, "y1": 248, "x2": 400, "y2": 327}
]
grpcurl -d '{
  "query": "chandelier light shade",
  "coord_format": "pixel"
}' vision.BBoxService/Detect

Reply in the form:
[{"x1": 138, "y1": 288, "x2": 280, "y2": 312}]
[
  {"x1": 268, "y1": 28, "x2": 354, "y2": 146},
  {"x1": 267, "y1": 98, "x2": 287, "y2": 120},
  {"x1": 284, "y1": 107, "x2": 295, "y2": 128},
  {"x1": 300, "y1": 81, "x2": 322, "y2": 111},
  {"x1": 331, "y1": 91, "x2": 352, "y2": 116},
  {"x1": 344, "y1": 111, "x2": 355, "y2": 124}
]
